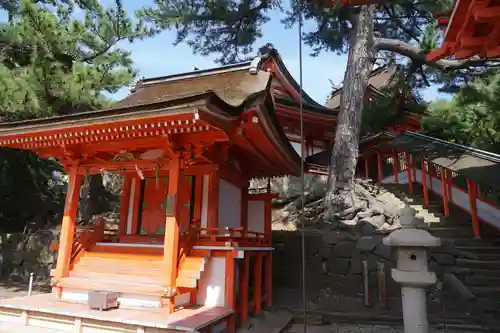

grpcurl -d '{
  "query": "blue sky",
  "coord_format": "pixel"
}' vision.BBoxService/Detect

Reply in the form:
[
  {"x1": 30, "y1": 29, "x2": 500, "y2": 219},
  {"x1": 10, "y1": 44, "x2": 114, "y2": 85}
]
[{"x1": 107, "y1": 0, "x2": 448, "y2": 104}]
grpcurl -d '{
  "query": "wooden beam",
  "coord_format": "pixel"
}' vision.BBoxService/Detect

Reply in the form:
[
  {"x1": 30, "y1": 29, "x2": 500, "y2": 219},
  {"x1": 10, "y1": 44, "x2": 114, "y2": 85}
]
[
  {"x1": 55, "y1": 167, "x2": 83, "y2": 280},
  {"x1": 440, "y1": 167, "x2": 450, "y2": 217},
  {"x1": 239, "y1": 254, "x2": 250, "y2": 323},
  {"x1": 405, "y1": 152, "x2": 413, "y2": 193},
  {"x1": 119, "y1": 174, "x2": 132, "y2": 236},
  {"x1": 377, "y1": 152, "x2": 383, "y2": 183},
  {"x1": 162, "y1": 156, "x2": 183, "y2": 313},
  {"x1": 446, "y1": 169, "x2": 453, "y2": 202},
  {"x1": 193, "y1": 175, "x2": 204, "y2": 222},
  {"x1": 264, "y1": 252, "x2": 272, "y2": 307},
  {"x1": 421, "y1": 160, "x2": 429, "y2": 206},
  {"x1": 467, "y1": 178, "x2": 481, "y2": 239},
  {"x1": 253, "y1": 253, "x2": 263, "y2": 315},
  {"x1": 225, "y1": 254, "x2": 236, "y2": 333},
  {"x1": 207, "y1": 170, "x2": 220, "y2": 229},
  {"x1": 393, "y1": 152, "x2": 399, "y2": 184}
]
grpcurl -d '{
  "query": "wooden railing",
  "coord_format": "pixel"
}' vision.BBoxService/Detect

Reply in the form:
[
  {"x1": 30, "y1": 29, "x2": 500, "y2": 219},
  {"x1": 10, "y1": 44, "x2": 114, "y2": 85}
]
[
  {"x1": 195, "y1": 225, "x2": 269, "y2": 245},
  {"x1": 177, "y1": 219, "x2": 200, "y2": 266}
]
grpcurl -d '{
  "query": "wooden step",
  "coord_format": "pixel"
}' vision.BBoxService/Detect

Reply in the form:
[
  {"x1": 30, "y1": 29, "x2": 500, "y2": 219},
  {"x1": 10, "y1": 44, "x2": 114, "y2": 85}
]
[
  {"x1": 91, "y1": 245, "x2": 163, "y2": 256},
  {"x1": 178, "y1": 261, "x2": 205, "y2": 272},
  {"x1": 78, "y1": 256, "x2": 163, "y2": 268},
  {"x1": 181, "y1": 256, "x2": 207, "y2": 265},
  {"x1": 73, "y1": 263, "x2": 163, "y2": 276},
  {"x1": 176, "y1": 277, "x2": 198, "y2": 288},
  {"x1": 69, "y1": 270, "x2": 163, "y2": 285},
  {"x1": 177, "y1": 268, "x2": 201, "y2": 279},
  {"x1": 58, "y1": 277, "x2": 165, "y2": 296},
  {"x1": 84, "y1": 251, "x2": 163, "y2": 261}
]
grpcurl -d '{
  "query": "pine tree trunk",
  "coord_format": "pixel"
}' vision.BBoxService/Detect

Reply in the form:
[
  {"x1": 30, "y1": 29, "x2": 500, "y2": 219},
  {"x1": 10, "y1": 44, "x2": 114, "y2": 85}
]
[{"x1": 325, "y1": 5, "x2": 375, "y2": 217}]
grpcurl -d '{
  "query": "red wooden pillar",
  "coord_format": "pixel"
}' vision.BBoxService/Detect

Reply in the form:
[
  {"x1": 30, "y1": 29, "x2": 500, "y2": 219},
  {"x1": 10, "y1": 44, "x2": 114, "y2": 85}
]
[
  {"x1": 225, "y1": 253, "x2": 236, "y2": 333},
  {"x1": 412, "y1": 156, "x2": 417, "y2": 181},
  {"x1": 254, "y1": 253, "x2": 263, "y2": 314},
  {"x1": 163, "y1": 157, "x2": 183, "y2": 313},
  {"x1": 393, "y1": 152, "x2": 399, "y2": 183},
  {"x1": 405, "y1": 152, "x2": 413, "y2": 193},
  {"x1": 119, "y1": 174, "x2": 132, "y2": 236},
  {"x1": 421, "y1": 160, "x2": 429, "y2": 206},
  {"x1": 55, "y1": 167, "x2": 83, "y2": 281},
  {"x1": 264, "y1": 252, "x2": 272, "y2": 307},
  {"x1": 364, "y1": 157, "x2": 370, "y2": 179},
  {"x1": 429, "y1": 163, "x2": 434, "y2": 190},
  {"x1": 239, "y1": 254, "x2": 250, "y2": 323},
  {"x1": 207, "y1": 170, "x2": 220, "y2": 228},
  {"x1": 467, "y1": 179, "x2": 481, "y2": 239},
  {"x1": 440, "y1": 168, "x2": 450, "y2": 217},
  {"x1": 446, "y1": 169, "x2": 453, "y2": 202},
  {"x1": 377, "y1": 152, "x2": 383, "y2": 183},
  {"x1": 193, "y1": 174, "x2": 204, "y2": 222}
]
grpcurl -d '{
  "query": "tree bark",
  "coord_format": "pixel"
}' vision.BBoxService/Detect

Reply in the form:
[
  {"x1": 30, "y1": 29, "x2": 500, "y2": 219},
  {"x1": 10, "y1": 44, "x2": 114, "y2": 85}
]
[
  {"x1": 80, "y1": 174, "x2": 108, "y2": 222},
  {"x1": 325, "y1": 5, "x2": 375, "y2": 217}
]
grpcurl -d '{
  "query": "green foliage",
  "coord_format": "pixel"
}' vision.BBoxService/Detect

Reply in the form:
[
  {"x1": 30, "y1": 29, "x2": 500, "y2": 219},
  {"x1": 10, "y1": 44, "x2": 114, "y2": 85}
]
[
  {"x1": 0, "y1": 0, "x2": 155, "y2": 230},
  {"x1": 423, "y1": 72, "x2": 500, "y2": 153},
  {"x1": 0, "y1": 0, "x2": 156, "y2": 121},
  {"x1": 138, "y1": 0, "x2": 451, "y2": 65}
]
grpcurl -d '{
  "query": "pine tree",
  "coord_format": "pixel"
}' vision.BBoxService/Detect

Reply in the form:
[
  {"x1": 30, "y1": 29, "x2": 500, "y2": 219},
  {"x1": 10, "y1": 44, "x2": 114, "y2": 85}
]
[
  {"x1": 138, "y1": 0, "x2": 498, "y2": 215},
  {"x1": 0, "y1": 0, "x2": 156, "y2": 230}
]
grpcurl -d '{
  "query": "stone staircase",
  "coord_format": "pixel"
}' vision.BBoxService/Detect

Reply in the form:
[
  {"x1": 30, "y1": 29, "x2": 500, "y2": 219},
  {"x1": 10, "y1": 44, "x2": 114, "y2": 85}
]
[{"x1": 382, "y1": 183, "x2": 500, "y2": 322}]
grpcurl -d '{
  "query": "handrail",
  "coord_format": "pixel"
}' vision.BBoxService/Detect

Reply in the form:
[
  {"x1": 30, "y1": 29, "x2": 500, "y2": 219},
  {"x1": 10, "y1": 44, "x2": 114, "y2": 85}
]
[
  {"x1": 195, "y1": 225, "x2": 269, "y2": 245},
  {"x1": 177, "y1": 219, "x2": 200, "y2": 266}
]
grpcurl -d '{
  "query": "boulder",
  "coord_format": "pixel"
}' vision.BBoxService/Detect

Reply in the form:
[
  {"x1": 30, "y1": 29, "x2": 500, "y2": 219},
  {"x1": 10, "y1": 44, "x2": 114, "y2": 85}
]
[
  {"x1": 356, "y1": 236, "x2": 383, "y2": 252},
  {"x1": 332, "y1": 242, "x2": 358, "y2": 258},
  {"x1": 326, "y1": 257, "x2": 350, "y2": 275},
  {"x1": 373, "y1": 244, "x2": 392, "y2": 260}
]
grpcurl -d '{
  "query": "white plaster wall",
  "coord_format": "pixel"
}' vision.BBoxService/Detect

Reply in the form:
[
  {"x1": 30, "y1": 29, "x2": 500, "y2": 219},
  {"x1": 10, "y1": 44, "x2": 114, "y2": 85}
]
[
  {"x1": 248, "y1": 201, "x2": 265, "y2": 235},
  {"x1": 196, "y1": 257, "x2": 226, "y2": 307},
  {"x1": 383, "y1": 168, "x2": 500, "y2": 229},
  {"x1": 201, "y1": 174, "x2": 209, "y2": 229},
  {"x1": 290, "y1": 141, "x2": 303, "y2": 157},
  {"x1": 218, "y1": 179, "x2": 241, "y2": 228}
]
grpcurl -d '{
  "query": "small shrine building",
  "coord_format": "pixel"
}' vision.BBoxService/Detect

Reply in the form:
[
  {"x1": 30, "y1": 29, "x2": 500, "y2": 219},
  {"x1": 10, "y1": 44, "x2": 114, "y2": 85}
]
[{"x1": 0, "y1": 52, "x2": 307, "y2": 333}]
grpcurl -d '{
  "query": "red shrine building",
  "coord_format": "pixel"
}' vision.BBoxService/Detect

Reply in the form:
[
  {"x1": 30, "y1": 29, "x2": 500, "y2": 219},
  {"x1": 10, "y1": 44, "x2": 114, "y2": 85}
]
[
  {"x1": 428, "y1": 0, "x2": 500, "y2": 61},
  {"x1": 0, "y1": 46, "x2": 423, "y2": 332}
]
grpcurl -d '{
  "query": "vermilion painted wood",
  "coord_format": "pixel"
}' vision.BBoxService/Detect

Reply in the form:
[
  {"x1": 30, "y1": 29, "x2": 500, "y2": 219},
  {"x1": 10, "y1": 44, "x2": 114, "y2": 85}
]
[
  {"x1": 253, "y1": 254, "x2": 263, "y2": 315},
  {"x1": 55, "y1": 168, "x2": 82, "y2": 280}
]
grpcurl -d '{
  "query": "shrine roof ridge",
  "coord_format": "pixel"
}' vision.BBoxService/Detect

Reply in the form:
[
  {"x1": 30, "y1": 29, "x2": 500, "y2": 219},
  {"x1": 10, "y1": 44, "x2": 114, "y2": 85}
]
[{"x1": 137, "y1": 61, "x2": 253, "y2": 88}]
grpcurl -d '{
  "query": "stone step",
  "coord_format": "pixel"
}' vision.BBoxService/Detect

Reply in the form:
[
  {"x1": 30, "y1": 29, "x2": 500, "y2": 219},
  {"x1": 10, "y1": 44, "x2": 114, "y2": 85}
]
[
  {"x1": 456, "y1": 245, "x2": 500, "y2": 253},
  {"x1": 463, "y1": 275, "x2": 500, "y2": 287},
  {"x1": 476, "y1": 253, "x2": 500, "y2": 261},
  {"x1": 452, "y1": 267, "x2": 500, "y2": 278},
  {"x1": 470, "y1": 286, "x2": 500, "y2": 298},
  {"x1": 456, "y1": 258, "x2": 500, "y2": 270}
]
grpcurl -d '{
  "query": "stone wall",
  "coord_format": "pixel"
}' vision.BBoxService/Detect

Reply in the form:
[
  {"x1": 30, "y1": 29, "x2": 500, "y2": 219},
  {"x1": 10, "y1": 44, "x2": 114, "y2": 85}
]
[
  {"x1": 0, "y1": 229, "x2": 58, "y2": 282},
  {"x1": 272, "y1": 228, "x2": 468, "y2": 316}
]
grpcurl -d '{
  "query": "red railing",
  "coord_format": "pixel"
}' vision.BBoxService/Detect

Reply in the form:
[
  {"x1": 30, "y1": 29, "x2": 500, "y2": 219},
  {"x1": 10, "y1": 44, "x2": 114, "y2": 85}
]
[{"x1": 195, "y1": 225, "x2": 269, "y2": 245}]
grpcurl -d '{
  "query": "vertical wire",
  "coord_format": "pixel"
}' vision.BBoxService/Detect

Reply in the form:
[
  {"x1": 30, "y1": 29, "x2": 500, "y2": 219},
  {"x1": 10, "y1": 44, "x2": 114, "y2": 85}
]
[{"x1": 297, "y1": 0, "x2": 307, "y2": 332}]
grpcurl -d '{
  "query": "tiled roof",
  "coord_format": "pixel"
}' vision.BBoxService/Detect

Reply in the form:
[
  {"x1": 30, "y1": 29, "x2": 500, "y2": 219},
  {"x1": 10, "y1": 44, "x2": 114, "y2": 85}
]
[
  {"x1": 326, "y1": 65, "x2": 398, "y2": 110},
  {"x1": 110, "y1": 65, "x2": 271, "y2": 110}
]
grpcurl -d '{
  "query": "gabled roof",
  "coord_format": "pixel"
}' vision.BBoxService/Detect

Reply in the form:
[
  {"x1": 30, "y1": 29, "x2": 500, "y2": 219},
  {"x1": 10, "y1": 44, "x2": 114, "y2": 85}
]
[
  {"x1": 111, "y1": 62, "x2": 268, "y2": 110},
  {"x1": 326, "y1": 65, "x2": 399, "y2": 110},
  {"x1": 390, "y1": 132, "x2": 500, "y2": 190},
  {"x1": 0, "y1": 71, "x2": 304, "y2": 178}
]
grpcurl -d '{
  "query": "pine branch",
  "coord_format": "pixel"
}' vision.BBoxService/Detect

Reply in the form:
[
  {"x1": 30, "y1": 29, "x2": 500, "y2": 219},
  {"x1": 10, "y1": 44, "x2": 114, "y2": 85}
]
[{"x1": 374, "y1": 37, "x2": 500, "y2": 70}]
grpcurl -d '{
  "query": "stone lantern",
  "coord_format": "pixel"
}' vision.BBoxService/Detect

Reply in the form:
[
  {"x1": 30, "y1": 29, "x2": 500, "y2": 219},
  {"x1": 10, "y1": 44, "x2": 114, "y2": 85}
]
[{"x1": 383, "y1": 206, "x2": 441, "y2": 333}]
